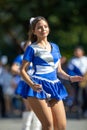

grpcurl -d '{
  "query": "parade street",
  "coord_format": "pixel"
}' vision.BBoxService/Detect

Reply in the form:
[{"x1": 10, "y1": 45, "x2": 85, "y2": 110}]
[{"x1": 0, "y1": 118, "x2": 87, "y2": 130}]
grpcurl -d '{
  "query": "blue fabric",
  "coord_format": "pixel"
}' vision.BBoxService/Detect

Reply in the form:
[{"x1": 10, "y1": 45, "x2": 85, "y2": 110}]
[
  {"x1": 67, "y1": 62, "x2": 82, "y2": 76},
  {"x1": 15, "y1": 80, "x2": 28, "y2": 98},
  {"x1": 35, "y1": 70, "x2": 57, "y2": 80},
  {"x1": 67, "y1": 65, "x2": 82, "y2": 76},
  {"x1": 14, "y1": 53, "x2": 34, "y2": 97},
  {"x1": 16, "y1": 77, "x2": 68, "y2": 100},
  {"x1": 13, "y1": 75, "x2": 21, "y2": 85},
  {"x1": 23, "y1": 42, "x2": 61, "y2": 80},
  {"x1": 67, "y1": 56, "x2": 87, "y2": 76},
  {"x1": 23, "y1": 46, "x2": 34, "y2": 62},
  {"x1": 20, "y1": 42, "x2": 68, "y2": 100},
  {"x1": 13, "y1": 54, "x2": 23, "y2": 65}
]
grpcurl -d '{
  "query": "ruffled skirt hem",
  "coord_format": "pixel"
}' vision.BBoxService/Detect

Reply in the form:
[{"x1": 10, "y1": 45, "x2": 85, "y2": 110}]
[{"x1": 15, "y1": 77, "x2": 68, "y2": 100}]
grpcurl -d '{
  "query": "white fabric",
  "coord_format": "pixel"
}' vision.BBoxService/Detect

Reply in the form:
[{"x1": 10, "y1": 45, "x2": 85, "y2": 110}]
[
  {"x1": 22, "y1": 111, "x2": 42, "y2": 130},
  {"x1": 31, "y1": 113, "x2": 42, "y2": 130},
  {"x1": 35, "y1": 61, "x2": 59, "y2": 74},
  {"x1": 22, "y1": 111, "x2": 33, "y2": 130},
  {"x1": 32, "y1": 75, "x2": 60, "y2": 83},
  {"x1": 69, "y1": 56, "x2": 87, "y2": 74}
]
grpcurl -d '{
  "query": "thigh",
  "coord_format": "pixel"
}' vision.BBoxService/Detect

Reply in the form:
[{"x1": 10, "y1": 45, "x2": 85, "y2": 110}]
[
  {"x1": 23, "y1": 98, "x2": 32, "y2": 111},
  {"x1": 51, "y1": 100, "x2": 66, "y2": 129},
  {"x1": 27, "y1": 97, "x2": 53, "y2": 127}
]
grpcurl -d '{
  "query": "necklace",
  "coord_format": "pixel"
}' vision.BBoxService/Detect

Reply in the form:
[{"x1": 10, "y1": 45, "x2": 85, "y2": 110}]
[
  {"x1": 38, "y1": 42, "x2": 49, "y2": 49},
  {"x1": 38, "y1": 42, "x2": 52, "y2": 52}
]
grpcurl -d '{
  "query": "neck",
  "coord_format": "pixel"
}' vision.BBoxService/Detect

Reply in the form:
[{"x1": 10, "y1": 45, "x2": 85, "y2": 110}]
[
  {"x1": 37, "y1": 37, "x2": 48, "y2": 45},
  {"x1": 36, "y1": 38, "x2": 51, "y2": 51}
]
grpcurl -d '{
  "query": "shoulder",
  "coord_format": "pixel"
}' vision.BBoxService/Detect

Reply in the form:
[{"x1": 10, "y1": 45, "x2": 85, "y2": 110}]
[
  {"x1": 51, "y1": 42, "x2": 59, "y2": 47},
  {"x1": 29, "y1": 43, "x2": 43, "y2": 53},
  {"x1": 14, "y1": 54, "x2": 23, "y2": 62},
  {"x1": 81, "y1": 56, "x2": 87, "y2": 62},
  {"x1": 15, "y1": 54, "x2": 21, "y2": 59},
  {"x1": 27, "y1": 43, "x2": 38, "y2": 50},
  {"x1": 51, "y1": 42, "x2": 60, "y2": 50},
  {"x1": 30, "y1": 42, "x2": 37, "y2": 47},
  {"x1": 82, "y1": 56, "x2": 87, "y2": 59},
  {"x1": 25, "y1": 45, "x2": 34, "y2": 51},
  {"x1": 23, "y1": 45, "x2": 35, "y2": 58}
]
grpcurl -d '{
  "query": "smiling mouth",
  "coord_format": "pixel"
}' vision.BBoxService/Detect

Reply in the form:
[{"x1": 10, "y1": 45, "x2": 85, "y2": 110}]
[{"x1": 42, "y1": 31, "x2": 48, "y2": 34}]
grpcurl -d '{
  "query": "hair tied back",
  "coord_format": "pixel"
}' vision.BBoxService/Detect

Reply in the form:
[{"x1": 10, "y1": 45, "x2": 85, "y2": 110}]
[{"x1": 30, "y1": 17, "x2": 35, "y2": 24}]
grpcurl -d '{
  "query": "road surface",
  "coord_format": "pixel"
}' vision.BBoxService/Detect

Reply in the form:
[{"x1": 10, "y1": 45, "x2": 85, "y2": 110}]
[{"x1": 0, "y1": 118, "x2": 87, "y2": 130}]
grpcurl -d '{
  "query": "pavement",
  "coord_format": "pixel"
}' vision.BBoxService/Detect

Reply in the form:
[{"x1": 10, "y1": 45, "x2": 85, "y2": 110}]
[{"x1": 0, "y1": 118, "x2": 87, "y2": 130}]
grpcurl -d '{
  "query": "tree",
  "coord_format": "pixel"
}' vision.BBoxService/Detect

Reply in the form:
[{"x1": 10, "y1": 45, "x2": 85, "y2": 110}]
[{"x1": 0, "y1": 0, "x2": 87, "y2": 63}]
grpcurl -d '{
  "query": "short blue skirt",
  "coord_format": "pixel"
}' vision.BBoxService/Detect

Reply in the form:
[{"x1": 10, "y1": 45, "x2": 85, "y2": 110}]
[
  {"x1": 15, "y1": 76, "x2": 68, "y2": 100},
  {"x1": 15, "y1": 80, "x2": 28, "y2": 98}
]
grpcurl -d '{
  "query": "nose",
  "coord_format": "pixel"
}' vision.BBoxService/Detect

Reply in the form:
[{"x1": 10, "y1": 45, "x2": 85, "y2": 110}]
[{"x1": 42, "y1": 26, "x2": 45, "y2": 31}]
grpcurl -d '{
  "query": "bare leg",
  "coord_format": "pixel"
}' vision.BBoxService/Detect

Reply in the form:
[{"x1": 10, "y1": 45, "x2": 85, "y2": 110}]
[
  {"x1": 28, "y1": 97, "x2": 53, "y2": 130},
  {"x1": 23, "y1": 98, "x2": 32, "y2": 111},
  {"x1": 51, "y1": 100, "x2": 66, "y2": 130}
]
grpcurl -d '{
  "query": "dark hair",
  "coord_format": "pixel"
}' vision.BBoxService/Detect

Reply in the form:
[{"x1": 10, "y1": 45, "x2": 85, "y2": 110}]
[
  {"x1": 74, "y1": 46, "x2": 84, "y2": 52},
  {"x1": 28, "y1": 16, "x2": 49, "y2": 43}
]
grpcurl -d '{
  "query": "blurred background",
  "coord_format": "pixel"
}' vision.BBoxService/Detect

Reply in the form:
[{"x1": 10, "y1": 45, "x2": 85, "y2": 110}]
[
  {"x1": 0, "y1": 0, "x2": 87, "y2": 123},
  {"x1": 0, "y1": 0, "x2": 87, "y2": 62}
]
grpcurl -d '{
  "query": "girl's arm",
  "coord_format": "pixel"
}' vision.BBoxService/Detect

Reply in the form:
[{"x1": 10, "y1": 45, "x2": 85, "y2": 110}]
[
  {"x1": 57, "y1": 60, "x2": 83, "y2": 83},
  {"x1": 11, "y1": 63, "x2": 20, "y2": 75},
  {"x1": 20, "y1": 60, "x2": 42, "y2": 92}
]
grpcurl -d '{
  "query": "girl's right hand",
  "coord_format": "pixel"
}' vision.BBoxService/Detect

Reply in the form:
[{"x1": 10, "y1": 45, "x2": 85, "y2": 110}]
[{"x1": 31, "y1": 83, "x2": 42, "y2": 92}]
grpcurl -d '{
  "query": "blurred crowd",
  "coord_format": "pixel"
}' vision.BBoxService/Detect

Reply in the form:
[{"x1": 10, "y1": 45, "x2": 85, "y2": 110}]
[
  {"x1": 0, "y1": 45, "x2": 87, "y2": 119},
  {"x1": 0, "y1": 55, "x2": 23, "y2": 118},
  {"x1": 60, "y1": 46, "x2": 87, "y2": 119}
]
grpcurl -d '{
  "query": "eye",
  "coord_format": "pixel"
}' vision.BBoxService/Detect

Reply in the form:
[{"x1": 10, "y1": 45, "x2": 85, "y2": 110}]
[
  {"x1": 37, "y1": 26, "x2": 42, "y2": 29},
  {"x1": 44, "y1": 25, "x2": 48, "y2": 28}
]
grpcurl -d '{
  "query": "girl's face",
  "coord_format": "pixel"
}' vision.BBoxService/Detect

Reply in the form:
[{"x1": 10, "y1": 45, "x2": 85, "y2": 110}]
[{"x1": 33, "y1": 20, "x2": 49, "y2": 39}]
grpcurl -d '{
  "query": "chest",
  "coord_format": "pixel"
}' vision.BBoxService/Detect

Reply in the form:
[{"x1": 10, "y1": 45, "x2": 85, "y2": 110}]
[{"x1": 34, "y1": 47, "x2": 60, "y2": 64}]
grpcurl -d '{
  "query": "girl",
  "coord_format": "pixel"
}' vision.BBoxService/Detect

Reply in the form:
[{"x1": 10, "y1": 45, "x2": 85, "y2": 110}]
[{"x1": 20, "y1": 16, "x2": 83, "y2": 130}]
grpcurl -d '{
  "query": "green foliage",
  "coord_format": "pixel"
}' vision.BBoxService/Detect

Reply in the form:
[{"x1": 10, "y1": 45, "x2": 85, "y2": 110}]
[{"x1": 0, "y1": 0, "x2": 87, "y2": 63}]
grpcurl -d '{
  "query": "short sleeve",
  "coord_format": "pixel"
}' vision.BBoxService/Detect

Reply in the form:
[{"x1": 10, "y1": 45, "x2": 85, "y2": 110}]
[
  {"x1": 57, "y1": 45, "x2": 61, "y2": 59},
  {"x1": 52, "y1": 43, "x2": 61, "y2": 59},
  {"x1": 13, "y1": 55, "x2": 22, "y2": 65},
  {"x1": 23, "y1": 46, "x2": 34, "y2": 62}
]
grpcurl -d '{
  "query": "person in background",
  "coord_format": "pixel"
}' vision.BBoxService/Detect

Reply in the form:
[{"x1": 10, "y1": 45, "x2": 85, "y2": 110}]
[
  {"x1": 67, "y1": 46, "x2": 87, "y2": 118},
  {"x1": 59, "y1": 57, "x2": 74, "y2": 113},
  {"x1": 0, "y1": 55, "x2": 9, "y2": 118},
  {"x1": 11, "y1": 70, "x2": 22, "y2": 117},
  {"x1": 0, "y1": 60, "x2": 6, "y2": 117},
  {"x1": 1, "y1": 65, "x2": 14, "y2": 117},
  {"x1": 20, "y1": 16, "x2": 83, "y2": 130},
  {"x1": 11, "y1": 41, "x2": 41, "y2": 130}
]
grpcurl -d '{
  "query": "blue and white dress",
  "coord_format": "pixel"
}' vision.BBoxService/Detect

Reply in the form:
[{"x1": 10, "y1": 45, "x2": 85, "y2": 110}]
[
  {"x1": 14, "y1": 54, "x2": 34, "y2": 98},
  {"x1": 22, "y1": 42, "x2": 68, "y2": 100},
  {"x1": 12, "y1": 54, "x2": 23, "y2": 87}
]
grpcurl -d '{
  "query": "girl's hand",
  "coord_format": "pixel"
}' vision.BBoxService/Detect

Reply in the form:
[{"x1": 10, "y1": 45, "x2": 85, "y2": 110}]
[
  {"x1": 31, "y1": 83, "x2": 42, "y2": 92},
  {"x1": 69, "y1": 76, "x2": 83, "y2": 83}
]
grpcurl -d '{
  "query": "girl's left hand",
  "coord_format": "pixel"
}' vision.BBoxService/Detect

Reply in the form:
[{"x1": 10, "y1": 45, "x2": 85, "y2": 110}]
[{"x1": 70, "y1": 75, "x2": 83, "y2": 83}]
